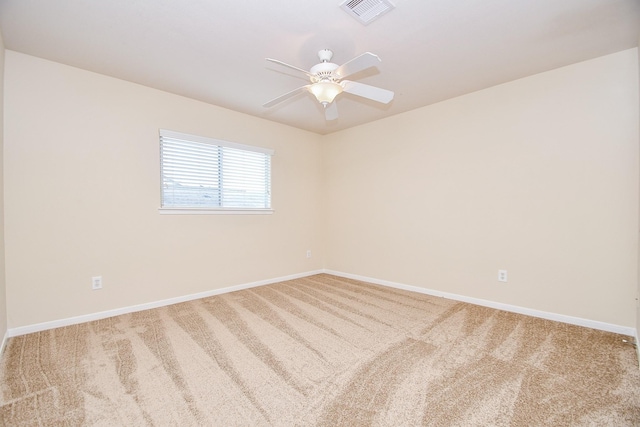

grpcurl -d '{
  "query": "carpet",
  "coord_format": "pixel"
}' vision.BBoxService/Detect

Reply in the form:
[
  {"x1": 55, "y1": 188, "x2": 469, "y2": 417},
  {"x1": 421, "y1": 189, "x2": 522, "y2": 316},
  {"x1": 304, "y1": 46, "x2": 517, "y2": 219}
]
[{"x1": 1, "y1": 274, "x2": 639, "y2": 426}]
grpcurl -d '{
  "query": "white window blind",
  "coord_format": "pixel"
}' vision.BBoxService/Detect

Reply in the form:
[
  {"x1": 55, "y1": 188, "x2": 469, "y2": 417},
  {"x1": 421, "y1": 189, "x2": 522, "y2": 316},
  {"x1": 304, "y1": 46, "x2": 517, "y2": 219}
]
[{"x1": 160, "y1": 129, "x2": 273, "y2": 213}]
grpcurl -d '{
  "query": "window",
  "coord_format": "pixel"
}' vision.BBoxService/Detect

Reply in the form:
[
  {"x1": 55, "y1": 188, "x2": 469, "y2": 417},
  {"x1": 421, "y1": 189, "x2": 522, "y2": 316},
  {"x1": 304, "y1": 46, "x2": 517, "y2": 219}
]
[{"x1": 159, "y1": 129, "x2": 274, "y2": 214}]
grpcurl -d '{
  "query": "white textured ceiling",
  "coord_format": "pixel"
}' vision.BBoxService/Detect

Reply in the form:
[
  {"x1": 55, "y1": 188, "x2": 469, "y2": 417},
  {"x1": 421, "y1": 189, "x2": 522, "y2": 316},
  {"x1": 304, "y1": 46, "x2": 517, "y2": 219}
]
[{"x1": 0, "y1": 0, "x2": 638, "y2": 135}]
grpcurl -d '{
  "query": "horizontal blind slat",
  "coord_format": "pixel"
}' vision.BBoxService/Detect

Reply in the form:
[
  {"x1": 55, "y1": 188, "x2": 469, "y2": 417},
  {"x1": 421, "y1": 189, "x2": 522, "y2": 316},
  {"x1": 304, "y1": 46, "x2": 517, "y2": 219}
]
[{"x1": 161, "y1": 131, "x2": 271, "y2": 209}]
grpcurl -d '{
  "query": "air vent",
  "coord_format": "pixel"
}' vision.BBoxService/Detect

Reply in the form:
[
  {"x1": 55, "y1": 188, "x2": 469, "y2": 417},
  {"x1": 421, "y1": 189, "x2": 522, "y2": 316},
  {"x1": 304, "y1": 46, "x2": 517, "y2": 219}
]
[{"x1": 340, "y1": 0, "x2": 395, "y2": 25}]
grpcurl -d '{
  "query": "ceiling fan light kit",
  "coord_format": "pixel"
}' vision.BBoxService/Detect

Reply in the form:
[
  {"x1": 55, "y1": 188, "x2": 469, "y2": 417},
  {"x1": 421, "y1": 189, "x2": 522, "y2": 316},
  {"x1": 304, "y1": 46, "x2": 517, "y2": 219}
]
[
  {"x1": 309, "y1": 81, "x2": 343, "y2": 105},
  {"x1": 264, "y1": 49, "x2": 394, "y2": 120}
]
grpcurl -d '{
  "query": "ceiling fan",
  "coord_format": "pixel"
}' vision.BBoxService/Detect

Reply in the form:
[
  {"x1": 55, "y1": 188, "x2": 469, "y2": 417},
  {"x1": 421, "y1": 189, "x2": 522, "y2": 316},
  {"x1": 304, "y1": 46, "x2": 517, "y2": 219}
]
[{"x1": 263, "y1": 49, "x2": 394, "y2": 120}]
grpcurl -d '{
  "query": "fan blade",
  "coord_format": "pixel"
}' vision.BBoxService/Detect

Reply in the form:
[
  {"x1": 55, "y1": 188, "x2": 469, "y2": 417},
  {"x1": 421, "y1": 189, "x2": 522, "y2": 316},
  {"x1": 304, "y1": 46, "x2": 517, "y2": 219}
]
[
  {"x1": 263, "y1": 85, "x2": 310, "y2": 108},
  {"x1": 324, "y1": 101, "x2": 338, "y2": 121},
  {"x1": 334, "y1": 52, "x2": 381, "y2": 80},
  {"x1": 266, "y1": 58, "x2": 313, "y2": 78},
  {"x1": 341, "y1": 80, "x2": 394, "y2": 104}
]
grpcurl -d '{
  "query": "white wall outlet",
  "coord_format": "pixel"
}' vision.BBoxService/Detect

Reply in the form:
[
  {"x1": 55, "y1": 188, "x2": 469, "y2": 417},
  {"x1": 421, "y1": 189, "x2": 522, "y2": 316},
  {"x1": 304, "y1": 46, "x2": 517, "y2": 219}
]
[
  {"x1": 306, "y1": 250, "x2": 312, "y2": 258},
  {"x1": 498, "y1": 270, "x2": 508, "y2": 282},
  {"x1": 92, "y1": 276, "x2": 103, "y2": 290}
]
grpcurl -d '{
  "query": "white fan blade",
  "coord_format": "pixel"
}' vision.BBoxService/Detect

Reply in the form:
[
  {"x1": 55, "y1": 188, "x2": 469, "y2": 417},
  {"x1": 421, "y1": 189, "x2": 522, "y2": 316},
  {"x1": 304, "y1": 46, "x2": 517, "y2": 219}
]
[
  {"x1": 263, "y1": 85, "x2": 310, "y2": 108},
  {"x1": 341, "y1": 80, "x2": 394, "y2": 104},
  {"x1": 334, "y1": 52, "x2": 381, "y2": 80},
  {"x1": 266, "y1": 58, "x2": 313, "y2": 78},
  {"x1": 325, "y1": 101, "x2": 338, "y2": 121}
]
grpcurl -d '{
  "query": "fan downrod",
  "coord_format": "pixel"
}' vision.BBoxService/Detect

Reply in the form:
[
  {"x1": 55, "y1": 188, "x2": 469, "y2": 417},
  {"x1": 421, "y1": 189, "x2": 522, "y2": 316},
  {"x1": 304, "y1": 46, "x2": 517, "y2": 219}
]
[{"x1": 318, "y1": 49, "x2": 333, "y2": 63}]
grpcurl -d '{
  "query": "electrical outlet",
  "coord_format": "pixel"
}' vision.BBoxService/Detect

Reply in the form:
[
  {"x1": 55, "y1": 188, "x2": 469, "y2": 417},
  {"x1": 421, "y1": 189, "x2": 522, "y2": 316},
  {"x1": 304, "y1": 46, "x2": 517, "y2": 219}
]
[
  {"x1": 498, "y1": 270, "x2": 508, "y2": 282},
  {"x1": 92, "y1": 276, "x2": 103, "y2": 290},
  {"x1": 306, "y1": 250, "x2": 312, "y2": 258}
]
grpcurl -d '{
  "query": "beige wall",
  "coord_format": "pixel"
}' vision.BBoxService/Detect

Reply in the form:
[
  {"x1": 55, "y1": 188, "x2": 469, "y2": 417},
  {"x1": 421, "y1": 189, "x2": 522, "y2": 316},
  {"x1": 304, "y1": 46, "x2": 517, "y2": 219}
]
[
  {"x1": 0, "y1": 29, "x2": 7, "y2": 341},
  {"x1": 637, "y1": 37, "x2": 640, "y2": 344},
  {"x1": 324, "y1": 49, "x2": 639, "y2": 327},
  {"x1": 4, "y1": 48, "x2": 639, "y2": 331},
  {"x1": 4, "y1": 51, "x2": 324, "y2": 328}
]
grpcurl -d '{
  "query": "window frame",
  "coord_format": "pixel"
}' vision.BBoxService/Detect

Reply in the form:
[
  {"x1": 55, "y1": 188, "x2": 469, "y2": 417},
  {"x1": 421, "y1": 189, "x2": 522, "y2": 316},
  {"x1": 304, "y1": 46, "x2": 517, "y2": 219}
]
[{"x1": 158, "y1": 129, "x2": 274, "y2": 215}]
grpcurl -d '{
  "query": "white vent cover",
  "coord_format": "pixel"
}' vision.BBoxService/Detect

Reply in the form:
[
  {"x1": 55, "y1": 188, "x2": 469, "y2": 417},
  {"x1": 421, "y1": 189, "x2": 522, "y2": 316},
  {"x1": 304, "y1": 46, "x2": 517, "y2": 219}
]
[{"x1": 340, "y1": 0, "x2": 395, "y2": 25}]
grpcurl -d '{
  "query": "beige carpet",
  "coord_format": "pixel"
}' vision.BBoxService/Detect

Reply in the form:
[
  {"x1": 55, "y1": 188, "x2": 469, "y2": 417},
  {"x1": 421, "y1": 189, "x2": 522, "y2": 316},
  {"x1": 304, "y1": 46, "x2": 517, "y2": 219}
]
[{"x1": 1, "y1": 274, "x2": 639, "y2": 426}]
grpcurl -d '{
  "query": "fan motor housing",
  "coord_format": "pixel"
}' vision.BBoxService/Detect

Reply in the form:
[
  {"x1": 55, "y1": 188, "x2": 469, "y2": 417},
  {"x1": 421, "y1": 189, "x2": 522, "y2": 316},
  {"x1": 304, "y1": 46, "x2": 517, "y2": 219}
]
[{"x1": 310, "y1": 62, "x2": 339, "y2": 83}]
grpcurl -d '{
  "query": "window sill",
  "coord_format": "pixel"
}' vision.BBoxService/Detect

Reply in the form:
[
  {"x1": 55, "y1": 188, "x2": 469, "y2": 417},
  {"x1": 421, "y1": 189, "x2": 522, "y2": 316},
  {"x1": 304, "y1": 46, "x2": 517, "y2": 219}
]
[{"x1": 159, "y1": 208, "x2": 274, "y2": 215}]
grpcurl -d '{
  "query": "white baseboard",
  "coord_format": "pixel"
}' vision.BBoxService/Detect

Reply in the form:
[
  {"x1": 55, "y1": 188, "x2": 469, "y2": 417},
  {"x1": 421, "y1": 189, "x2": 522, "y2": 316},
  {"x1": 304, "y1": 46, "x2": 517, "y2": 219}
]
[
  {"x1": 635, "y1": 328, "x2": 640, "y2": 367},
  {"x1": 7, "y1": 268, "x2": 637, "y2": 340},
  {"x1": 325, "y1": 270, "x2": 637, "y2": 337},
  {"x1": 0, "y1": 329, "x2": 8, "y2": 357},
  {"x1": 7, "y1": 270, "x2": 324, "y2": 338}
]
